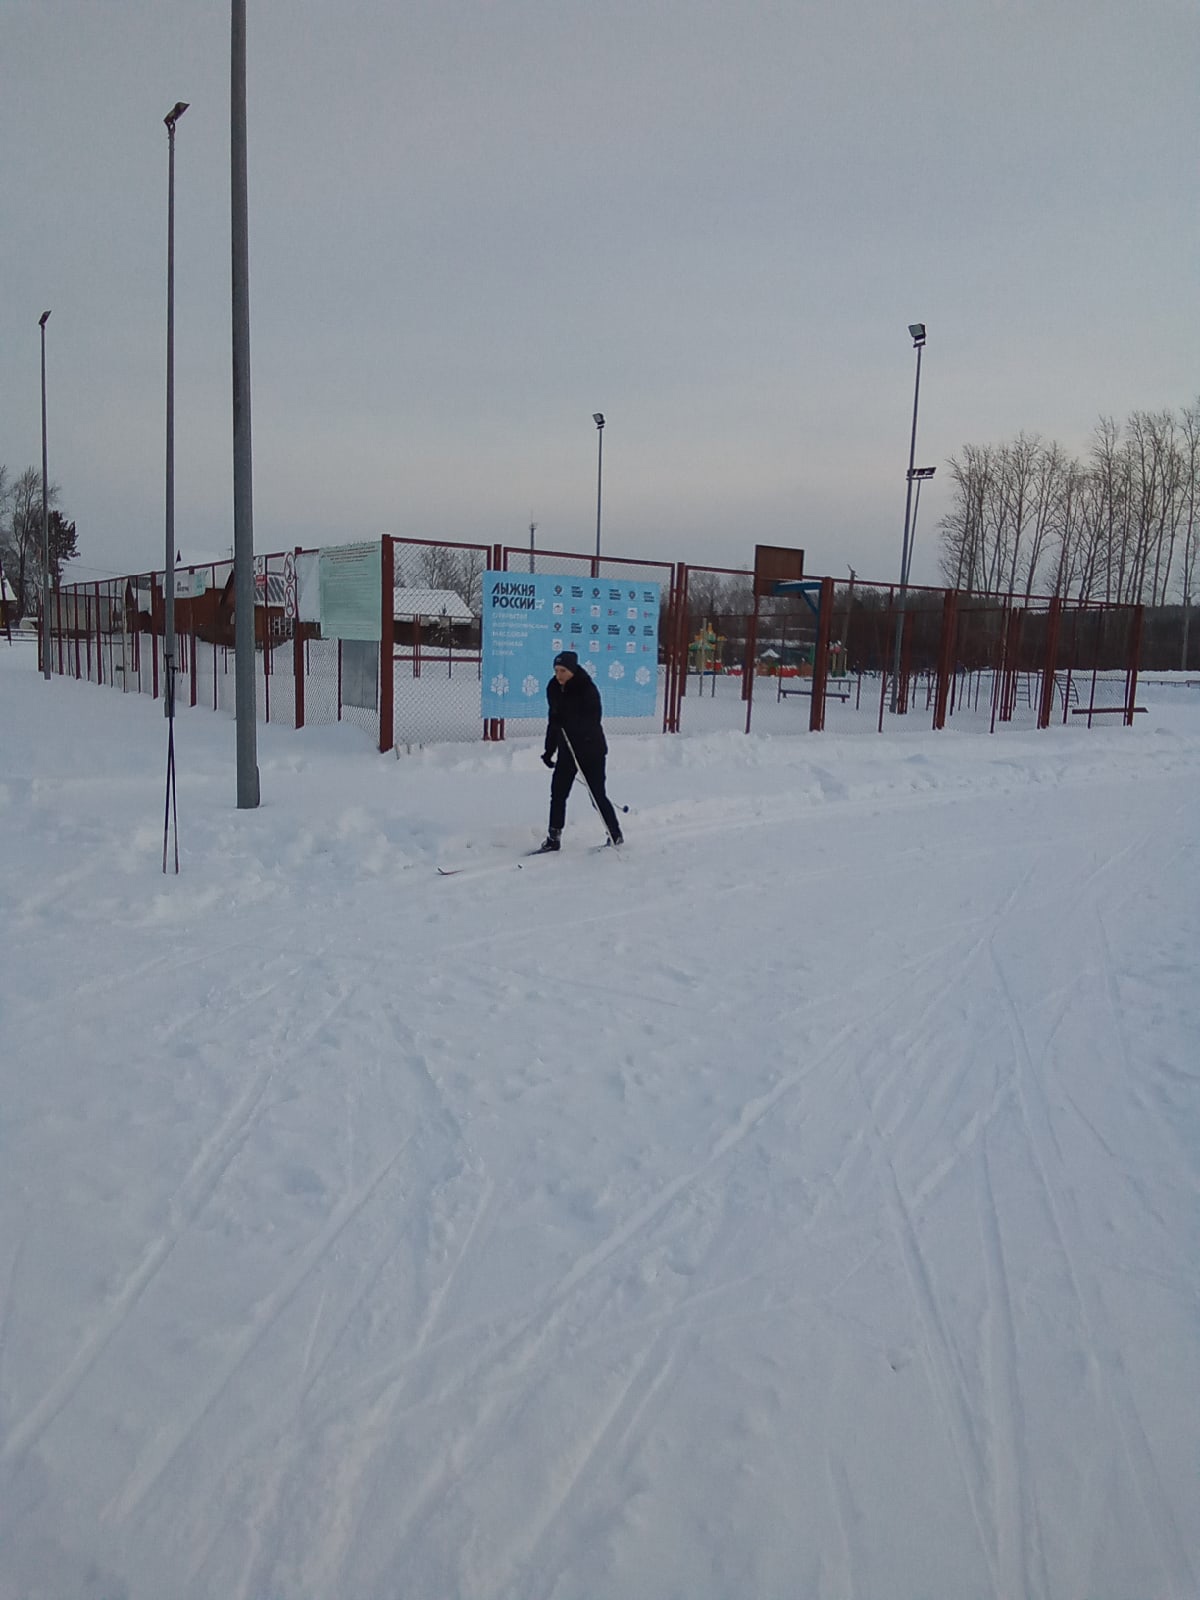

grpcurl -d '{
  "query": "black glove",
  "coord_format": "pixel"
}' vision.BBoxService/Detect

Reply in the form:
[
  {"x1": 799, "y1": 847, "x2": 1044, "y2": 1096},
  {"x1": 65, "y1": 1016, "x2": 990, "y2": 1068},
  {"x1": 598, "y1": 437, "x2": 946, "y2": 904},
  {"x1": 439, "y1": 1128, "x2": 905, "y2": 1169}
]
[{"x1": 541, "y1": 751, "x2": 555, "y2": 769}]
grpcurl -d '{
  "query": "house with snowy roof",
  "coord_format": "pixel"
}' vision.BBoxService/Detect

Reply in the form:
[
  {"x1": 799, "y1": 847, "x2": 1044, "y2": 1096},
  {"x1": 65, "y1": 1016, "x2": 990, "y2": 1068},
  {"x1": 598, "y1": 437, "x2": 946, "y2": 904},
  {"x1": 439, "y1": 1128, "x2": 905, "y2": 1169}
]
[{"x1": 392, "y1": 585, "x2": 476, "y2": 649}]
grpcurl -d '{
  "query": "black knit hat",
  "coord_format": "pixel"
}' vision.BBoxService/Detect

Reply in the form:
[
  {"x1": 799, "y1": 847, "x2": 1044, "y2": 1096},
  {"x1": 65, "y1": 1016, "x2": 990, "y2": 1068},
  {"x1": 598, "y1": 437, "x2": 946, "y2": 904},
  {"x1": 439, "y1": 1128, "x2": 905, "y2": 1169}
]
[{"x1": 553, "y1": 650, "x2": 579, "y2": 670}]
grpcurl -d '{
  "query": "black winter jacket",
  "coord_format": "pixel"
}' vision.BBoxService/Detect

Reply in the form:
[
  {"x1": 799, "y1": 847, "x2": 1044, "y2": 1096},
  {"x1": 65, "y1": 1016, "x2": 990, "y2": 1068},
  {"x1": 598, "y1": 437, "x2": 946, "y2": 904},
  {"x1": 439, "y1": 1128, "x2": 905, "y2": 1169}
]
[{"x1": 544, "y1": 667, "x2": 607, "y2": 761}]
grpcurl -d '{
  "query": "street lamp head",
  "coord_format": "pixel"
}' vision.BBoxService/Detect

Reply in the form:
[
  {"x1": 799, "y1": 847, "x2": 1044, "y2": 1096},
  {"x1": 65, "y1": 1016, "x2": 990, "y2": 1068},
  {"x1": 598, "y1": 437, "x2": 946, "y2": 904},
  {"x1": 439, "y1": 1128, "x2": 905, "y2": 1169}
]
[
  {"x1": 908, "y1": 465, "x2": 937, "y2": 481},
  {"x1": 165, "y1": 101, "x2": 189, "y2": 128},
  {"x1": 908, "y1": 322, "x2": 926, "y2": 347},
  {"x1": 593, "y1": 413, "x2": 605, "y2": 429},
  {"x1": 39, "y1": 310, "x2": 51, "y2": 328}
]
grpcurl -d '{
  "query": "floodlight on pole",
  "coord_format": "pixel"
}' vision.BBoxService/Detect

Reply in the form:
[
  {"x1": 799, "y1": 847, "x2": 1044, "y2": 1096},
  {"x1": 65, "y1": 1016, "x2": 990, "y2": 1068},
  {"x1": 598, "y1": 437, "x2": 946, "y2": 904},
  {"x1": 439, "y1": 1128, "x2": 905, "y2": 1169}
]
[
  {"x1": 593, "y1": 413, "x2": 605, "y2": 571},
  {"x1": 902, "y1": 466, "x2": 937, "y2": 589},
  {"x1": 38, "y1": 311, "x2": 51, "y2": 680},
  {"x1": 890, "y1": 323, "x2": 928, "y2": 712}
]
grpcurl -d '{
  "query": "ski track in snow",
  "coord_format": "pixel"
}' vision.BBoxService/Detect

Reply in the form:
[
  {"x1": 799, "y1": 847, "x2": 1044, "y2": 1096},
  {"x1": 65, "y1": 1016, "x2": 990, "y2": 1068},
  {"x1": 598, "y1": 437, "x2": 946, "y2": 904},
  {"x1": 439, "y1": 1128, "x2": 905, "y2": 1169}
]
[
  {"x1": 2, "y1": 650, "x2": 1199, "y2": 1600},
  {"x1": 995, "y1": 933, "x2": 1198, "y2": 1599}
]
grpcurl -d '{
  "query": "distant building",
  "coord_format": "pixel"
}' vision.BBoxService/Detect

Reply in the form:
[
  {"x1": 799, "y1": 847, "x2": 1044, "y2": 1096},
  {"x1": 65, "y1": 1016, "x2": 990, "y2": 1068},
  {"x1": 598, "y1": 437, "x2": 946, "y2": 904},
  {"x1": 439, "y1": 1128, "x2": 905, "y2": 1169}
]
[{"x1": 393, "y1": 586, "x2": 476, "y2": 648}]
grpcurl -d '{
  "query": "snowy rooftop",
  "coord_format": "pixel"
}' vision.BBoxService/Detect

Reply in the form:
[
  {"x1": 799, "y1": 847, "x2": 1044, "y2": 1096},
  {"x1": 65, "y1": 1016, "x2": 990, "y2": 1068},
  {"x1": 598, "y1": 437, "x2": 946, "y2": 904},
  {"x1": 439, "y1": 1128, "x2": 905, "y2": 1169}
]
[{"x1": 393, "y1": 585, "x2": 473, "y2": 621}]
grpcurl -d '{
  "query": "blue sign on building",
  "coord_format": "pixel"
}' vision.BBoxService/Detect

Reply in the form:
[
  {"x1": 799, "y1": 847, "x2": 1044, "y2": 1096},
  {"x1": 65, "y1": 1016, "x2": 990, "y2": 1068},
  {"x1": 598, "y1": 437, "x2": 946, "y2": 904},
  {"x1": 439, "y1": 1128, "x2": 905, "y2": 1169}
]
[{"x1": 481, "y1": 572, "x2": 660, "y2": 720}]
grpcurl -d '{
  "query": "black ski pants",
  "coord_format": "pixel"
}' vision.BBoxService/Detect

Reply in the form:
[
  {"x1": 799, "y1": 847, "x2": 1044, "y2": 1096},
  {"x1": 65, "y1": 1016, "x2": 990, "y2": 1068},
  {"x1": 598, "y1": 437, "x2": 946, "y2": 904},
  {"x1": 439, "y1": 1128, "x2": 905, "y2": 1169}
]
[{"x1": 549, "y1": 741, "x2": 620, "y2": 839}]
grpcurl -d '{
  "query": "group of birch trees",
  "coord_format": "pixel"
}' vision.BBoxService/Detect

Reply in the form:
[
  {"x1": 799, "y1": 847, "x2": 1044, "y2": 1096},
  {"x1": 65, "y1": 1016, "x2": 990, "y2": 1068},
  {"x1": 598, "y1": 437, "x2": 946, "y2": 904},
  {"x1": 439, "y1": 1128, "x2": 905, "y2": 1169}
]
[{"x1": 936, "y1": 401, "x2": 1200, "y2": 612}]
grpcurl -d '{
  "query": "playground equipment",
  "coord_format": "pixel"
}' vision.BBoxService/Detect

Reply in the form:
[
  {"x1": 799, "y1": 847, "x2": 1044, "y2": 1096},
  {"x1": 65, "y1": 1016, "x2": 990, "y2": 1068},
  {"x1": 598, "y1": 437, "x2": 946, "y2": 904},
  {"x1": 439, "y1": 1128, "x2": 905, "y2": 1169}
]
[{"x1": 688, "y1": 619, "x2": 725, "y2": 674}]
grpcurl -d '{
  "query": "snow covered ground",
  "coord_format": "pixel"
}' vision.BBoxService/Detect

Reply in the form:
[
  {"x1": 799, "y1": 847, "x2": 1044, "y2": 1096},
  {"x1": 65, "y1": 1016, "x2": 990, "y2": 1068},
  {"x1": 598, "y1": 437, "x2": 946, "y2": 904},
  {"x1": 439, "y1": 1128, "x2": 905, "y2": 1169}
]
[{"x1": 1, "y1": 636, "x2": 1198, "y2": 1600}]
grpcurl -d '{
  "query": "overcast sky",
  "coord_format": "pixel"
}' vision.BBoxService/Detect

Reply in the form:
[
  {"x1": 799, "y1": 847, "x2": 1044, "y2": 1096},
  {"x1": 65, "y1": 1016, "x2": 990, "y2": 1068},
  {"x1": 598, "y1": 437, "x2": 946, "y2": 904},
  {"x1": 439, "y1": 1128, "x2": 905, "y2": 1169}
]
[{"x1": 3, "y1": 0, "x2": 1197, "y2": 588}]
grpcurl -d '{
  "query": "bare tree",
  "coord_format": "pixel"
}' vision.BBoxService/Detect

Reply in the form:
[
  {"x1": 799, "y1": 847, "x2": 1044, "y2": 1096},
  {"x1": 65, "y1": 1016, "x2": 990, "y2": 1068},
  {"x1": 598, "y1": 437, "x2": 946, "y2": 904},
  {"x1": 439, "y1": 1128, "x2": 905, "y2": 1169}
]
[
  {"x1": 938, "y1": 444, "x2": 994, "y2": 592},
  {"x1": 2, "y1": 467, "x2": 62, "y2": 620},
  {"x1": 1148, "y1": 411, "x2": 1185, "y2": 605},
  {"x1": 1019, "y1": 439, "x2": 1070, "y2": 600},
  {"x1": 1050, "y1": 461, "x2": 1102, "y2": 600},
  {"x1": 1179, "y1": 398, "x2": 1200, "y2": 667},
  {"x1": 411, "y1": 542, "x2": 487, "y2": 613},
  {"x1": 1085, "y1": 418, "x2": 1134, "y2": 602},
  {"x1": 937, "y1": 399, "x2": 1200, "y2": 627}
]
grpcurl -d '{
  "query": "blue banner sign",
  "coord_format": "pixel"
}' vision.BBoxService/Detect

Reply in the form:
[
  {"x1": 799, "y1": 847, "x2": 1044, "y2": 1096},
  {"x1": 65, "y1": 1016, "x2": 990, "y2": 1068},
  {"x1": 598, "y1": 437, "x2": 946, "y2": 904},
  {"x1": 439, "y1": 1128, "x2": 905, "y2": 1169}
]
[{"x1": 481, "y1": 571, "x2": 660, "y2": 719}]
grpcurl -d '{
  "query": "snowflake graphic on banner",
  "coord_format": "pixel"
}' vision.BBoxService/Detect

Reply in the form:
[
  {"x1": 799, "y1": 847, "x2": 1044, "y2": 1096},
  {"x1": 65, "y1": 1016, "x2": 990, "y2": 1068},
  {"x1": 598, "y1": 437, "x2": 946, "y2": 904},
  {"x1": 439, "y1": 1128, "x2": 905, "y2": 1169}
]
[{"x1": 479, "y1": 570, "x2": 659, "y2": 719}]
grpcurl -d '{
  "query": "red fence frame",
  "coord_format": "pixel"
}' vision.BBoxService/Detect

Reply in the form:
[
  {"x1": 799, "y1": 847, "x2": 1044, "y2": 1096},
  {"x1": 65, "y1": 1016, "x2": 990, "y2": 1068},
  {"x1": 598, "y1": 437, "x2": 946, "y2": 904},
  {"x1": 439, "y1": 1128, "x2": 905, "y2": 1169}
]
[{"x1": 47, "y1": 544, "x2": 1149, "y2": 749}]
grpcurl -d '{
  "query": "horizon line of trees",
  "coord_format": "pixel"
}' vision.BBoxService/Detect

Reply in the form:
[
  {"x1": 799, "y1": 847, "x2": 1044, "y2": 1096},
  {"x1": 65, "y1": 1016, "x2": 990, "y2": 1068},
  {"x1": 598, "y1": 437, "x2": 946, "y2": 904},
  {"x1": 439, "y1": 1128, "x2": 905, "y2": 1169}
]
[
  {"x1": 0, "y1": 464, "x2": 79, "y2": 621},
  {"x1": 936, "y1": 400, "x2": 1200, "y2": 618}
]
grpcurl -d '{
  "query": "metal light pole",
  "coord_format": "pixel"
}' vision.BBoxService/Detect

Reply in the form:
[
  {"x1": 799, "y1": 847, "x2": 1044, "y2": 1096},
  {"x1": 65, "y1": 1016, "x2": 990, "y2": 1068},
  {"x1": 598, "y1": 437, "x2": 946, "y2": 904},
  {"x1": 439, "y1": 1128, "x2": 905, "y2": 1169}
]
[
  {"x1": 890, "y1": 323, "x2": 926, "y2": 712},
  {"x1": 161, "y1": 101, "x2": 188, "y2": 871},
  {"x1": 164, "y1": 102, "x2": 187, "y2": 705},
  {"x1": 231, "y1": 0, "x2": 260, "y2": 807},
  {"x1": 901, "y1": 466, "x2": 937, "y2": 588},
  {"x1": 529, "y1": 517, "x2": 537, "y2": 574},
  {"x1": 593, "y1": 412, "x2": 605, "y2": 572},
  {"x1": 38, "y1": 311, "x2": 51, "y2": 679}
]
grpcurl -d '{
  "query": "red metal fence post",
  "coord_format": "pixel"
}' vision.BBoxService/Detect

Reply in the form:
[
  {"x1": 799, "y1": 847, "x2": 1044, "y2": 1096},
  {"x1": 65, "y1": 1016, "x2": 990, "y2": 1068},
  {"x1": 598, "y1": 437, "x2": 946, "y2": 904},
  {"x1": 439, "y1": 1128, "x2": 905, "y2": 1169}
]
[
  {"x1": 490, "y1": 541, "x2": 504, "y2": 741},
  {"x1": 379, "y1": 535, "x2": 394, "y2": 753},
  {"x1": 809, "y1": 575, "x2": 835, "y2": 732},
  {"x1": 1124, "y1": 604, "x2": 1144, "y2": 726},
  {"x1": 151, "y1": 578, "x2": 160, "y2": 700},
  {"x1": 666, "y1": 564, "x2": 688, "y2": 731},
  {"x1": 293, "y1": 546, "x2": 305, "y2": 730},
  {"x1": 671, "y1": 562, "x2": 687, "y2": 731},
  {"x1": 676, "y1": 565, "x2": 691, "y2": 709},
  {"x1": 263, "y1": 611, "x2": 271, "y2": 724},
  {"x1": 743, "y1": 593, "x2": 760, "y2": 733},
  {"x1": 932, "y1": 589, "x2": 958, "y2": 729},
  {"x1": 1037, "y1": 595, "x2": 1062, "y2": 729}
]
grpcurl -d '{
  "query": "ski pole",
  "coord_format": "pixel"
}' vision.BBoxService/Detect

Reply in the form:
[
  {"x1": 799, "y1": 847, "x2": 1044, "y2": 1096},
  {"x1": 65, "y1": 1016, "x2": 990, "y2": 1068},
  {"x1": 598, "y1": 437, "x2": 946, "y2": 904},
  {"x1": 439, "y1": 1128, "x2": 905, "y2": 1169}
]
[{"x1": 560, "y1": 729, "x2": 622, "y2": 843}]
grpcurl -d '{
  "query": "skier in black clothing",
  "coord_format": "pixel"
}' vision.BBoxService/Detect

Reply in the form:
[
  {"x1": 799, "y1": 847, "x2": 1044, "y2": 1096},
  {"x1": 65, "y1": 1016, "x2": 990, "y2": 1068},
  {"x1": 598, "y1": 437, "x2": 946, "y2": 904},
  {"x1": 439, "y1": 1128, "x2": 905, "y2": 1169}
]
[{"x1": 539, "y1": 651, "x2": 623, "y2": 849}]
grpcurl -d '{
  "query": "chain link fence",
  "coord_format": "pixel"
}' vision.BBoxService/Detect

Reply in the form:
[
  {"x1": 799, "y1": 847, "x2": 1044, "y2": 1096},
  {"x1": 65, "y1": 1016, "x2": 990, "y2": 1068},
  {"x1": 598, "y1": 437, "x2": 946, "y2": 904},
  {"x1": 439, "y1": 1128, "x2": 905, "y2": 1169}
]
[{"x1": 48, "y1": 539, "x2": 1146, "y2": 750}]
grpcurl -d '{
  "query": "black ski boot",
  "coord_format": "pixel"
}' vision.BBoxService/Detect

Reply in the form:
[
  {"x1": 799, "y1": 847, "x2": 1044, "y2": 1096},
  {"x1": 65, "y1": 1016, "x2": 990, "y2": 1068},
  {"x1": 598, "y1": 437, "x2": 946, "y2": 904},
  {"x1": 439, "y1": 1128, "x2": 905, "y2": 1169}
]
[{"x1": 537, "y1": 828, "x2": 562, "y2": 852}]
